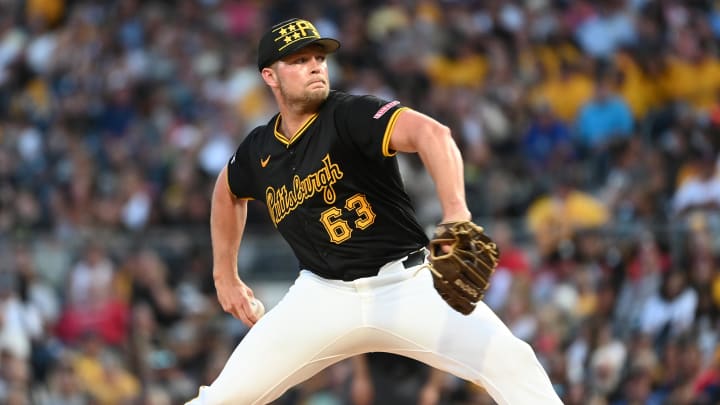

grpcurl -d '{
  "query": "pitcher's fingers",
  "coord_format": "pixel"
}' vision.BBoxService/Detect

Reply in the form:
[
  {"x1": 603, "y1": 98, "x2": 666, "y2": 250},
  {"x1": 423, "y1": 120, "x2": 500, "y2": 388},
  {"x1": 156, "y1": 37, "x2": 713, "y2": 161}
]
[
  {"x1": 242, "y1": 305, "x2": 257, "y2": 326},
  {"x1": 228, "y1": 303, "x2": 245, "y2": 322},
  {"x1": 239, "y1": 303, "x2": 258, "y2": 327}
]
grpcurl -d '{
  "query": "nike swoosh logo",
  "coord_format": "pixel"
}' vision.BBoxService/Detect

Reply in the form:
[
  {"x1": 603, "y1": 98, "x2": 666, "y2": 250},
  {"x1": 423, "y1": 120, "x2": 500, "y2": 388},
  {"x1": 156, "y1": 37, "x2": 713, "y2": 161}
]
[{"x1": 260, "y1": 155, "x2": 271, "y2": 167}]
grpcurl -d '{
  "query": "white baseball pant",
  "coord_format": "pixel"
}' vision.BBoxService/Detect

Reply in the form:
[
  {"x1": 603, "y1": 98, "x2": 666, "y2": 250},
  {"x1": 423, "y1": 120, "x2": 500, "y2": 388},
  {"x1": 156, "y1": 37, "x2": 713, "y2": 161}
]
[{"x1": 186, "y1": 254, "x2": 563, "y2": 405}]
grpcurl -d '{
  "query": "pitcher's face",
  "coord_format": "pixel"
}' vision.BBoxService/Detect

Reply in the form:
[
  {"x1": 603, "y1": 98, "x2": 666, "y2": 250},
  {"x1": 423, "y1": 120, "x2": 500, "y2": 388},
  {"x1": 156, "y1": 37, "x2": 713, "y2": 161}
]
[{"x1": 272, "y1": 45, "x2": 330, "y2": 111}]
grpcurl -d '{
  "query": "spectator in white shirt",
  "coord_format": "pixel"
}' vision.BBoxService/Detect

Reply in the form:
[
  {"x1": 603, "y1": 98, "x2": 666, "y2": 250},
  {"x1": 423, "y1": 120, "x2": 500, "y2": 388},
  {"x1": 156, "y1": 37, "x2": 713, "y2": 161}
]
[
  {"x1": 673, "y1": 152, "x2": 720, "y2": 216},
  {"x1": 639, "y1": 270, "x2": 698, "y2": 345},
  {"x1": 0, "y1": 271, "x2": 43, "y2": 360}
]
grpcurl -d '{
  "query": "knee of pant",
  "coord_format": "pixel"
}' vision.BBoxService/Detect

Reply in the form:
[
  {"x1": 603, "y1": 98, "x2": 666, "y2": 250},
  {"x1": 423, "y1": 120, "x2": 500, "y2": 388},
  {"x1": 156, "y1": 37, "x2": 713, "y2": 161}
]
[{"x1": 499, "y1": 337, "x2": 538, "y2": 366}]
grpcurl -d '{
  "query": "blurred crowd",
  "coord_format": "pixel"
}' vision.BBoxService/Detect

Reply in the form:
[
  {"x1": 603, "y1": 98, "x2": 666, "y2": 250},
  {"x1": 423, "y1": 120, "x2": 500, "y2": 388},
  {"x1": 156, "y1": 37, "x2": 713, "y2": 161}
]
[{"x1": 2, "y1": 0, "x2": 720, "y2": 404}]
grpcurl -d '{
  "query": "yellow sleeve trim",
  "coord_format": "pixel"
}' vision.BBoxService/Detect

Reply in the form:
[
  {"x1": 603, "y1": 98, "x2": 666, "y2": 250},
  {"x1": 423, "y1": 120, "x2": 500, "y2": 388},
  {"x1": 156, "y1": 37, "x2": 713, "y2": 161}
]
[
  {"x1": 382, "y1": 107, "x2": 409, "y2": 157},
  {"x1": 224, "y1": 167, "x2": 254, "y2": 200},
  {"x1": 224, "y1": 168, "x2": 239, "y2": 199}
]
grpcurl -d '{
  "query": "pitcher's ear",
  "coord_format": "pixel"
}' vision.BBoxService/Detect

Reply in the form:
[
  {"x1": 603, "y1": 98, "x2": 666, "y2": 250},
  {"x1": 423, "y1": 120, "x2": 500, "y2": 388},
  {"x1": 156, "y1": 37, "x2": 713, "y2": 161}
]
[{"x1": 261, "y1": 67, "x2": 277, "y2": 87}]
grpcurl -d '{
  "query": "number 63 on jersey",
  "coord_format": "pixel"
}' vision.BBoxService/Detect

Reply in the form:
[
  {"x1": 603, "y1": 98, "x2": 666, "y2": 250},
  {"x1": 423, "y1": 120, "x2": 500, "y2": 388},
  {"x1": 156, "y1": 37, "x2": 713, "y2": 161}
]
[{"x1": 319, "y1": 193, "x2": 376, "y2": 244}]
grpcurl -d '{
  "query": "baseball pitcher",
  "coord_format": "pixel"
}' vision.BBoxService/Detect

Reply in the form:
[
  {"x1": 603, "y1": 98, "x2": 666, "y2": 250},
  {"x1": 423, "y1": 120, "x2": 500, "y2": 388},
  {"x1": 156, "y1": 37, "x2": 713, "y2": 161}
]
[{"x1": 186, "y1": 18, "x2": 563, "y2": 405}]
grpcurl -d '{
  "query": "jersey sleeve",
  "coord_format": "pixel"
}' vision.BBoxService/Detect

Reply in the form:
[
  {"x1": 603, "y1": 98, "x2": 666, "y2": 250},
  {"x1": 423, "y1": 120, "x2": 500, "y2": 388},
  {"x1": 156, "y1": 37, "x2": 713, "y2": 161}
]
[
  {"x1": 226, "y1": 132, "x2": 257, "y2": 200},
  {"x1": 335, "y1": 95, "x2": 408, "y2": 160}
]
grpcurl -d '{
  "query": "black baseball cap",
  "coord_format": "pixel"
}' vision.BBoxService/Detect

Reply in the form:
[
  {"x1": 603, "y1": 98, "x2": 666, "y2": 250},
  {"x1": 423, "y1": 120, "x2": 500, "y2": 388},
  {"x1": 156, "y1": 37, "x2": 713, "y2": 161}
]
[{"x1": 257, "y1": 18, "x2": 340, "y2": 71}]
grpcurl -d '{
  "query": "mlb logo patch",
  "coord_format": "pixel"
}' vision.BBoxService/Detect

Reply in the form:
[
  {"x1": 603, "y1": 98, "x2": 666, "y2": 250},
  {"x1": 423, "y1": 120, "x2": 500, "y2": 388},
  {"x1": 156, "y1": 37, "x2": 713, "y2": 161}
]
[{"x1": 373, "y1": 101, "x2": 400, "y2": 119}]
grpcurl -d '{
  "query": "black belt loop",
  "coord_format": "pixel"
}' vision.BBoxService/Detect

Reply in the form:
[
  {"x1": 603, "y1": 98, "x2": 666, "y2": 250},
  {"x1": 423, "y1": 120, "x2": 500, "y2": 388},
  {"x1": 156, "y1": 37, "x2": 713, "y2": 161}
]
[{"x1": 402, "y1": 248, "x2": 427, "y2": 269}]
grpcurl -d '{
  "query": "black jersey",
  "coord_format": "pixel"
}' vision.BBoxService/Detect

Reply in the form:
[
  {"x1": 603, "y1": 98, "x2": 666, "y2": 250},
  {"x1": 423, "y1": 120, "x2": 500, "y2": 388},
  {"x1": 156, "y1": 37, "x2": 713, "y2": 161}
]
[{"x1": 226, "y1": 91, "x2": 429, "y2": 281}]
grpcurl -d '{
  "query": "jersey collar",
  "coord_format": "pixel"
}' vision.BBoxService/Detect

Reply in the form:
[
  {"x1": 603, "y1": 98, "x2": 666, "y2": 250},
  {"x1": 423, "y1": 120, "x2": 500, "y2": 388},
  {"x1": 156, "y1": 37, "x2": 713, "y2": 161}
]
[{"x1": 273, "y1": 113, "x2": 319, "y2": 147}]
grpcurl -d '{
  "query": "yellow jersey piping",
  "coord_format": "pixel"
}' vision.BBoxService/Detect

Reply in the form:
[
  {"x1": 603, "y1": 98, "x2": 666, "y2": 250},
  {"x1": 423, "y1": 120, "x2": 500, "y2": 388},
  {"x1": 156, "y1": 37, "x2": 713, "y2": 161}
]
[
  {"x1": 382, "y1": 107, "x2": 408, "y2": 157},
  {"x1": 225, "y1": 167, "x2": 254, "y2": 200},
  {"x1": 274, "y1": 113, "x2": 319, "y2": 147}
]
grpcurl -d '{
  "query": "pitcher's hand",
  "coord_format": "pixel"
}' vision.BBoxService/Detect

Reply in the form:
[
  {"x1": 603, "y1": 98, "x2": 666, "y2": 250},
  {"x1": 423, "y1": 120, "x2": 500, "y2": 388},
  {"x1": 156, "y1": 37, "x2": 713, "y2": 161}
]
[{"x1": 214, "y1": 272, "x2": 260, "y2": 327}]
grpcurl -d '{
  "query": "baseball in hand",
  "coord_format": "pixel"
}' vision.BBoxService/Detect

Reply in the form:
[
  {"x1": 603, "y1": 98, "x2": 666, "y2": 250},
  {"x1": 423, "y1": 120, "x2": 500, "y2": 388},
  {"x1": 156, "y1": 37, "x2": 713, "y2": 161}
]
[{"x1": 250, "y1": 298, "x2": 265, "y2": 318}]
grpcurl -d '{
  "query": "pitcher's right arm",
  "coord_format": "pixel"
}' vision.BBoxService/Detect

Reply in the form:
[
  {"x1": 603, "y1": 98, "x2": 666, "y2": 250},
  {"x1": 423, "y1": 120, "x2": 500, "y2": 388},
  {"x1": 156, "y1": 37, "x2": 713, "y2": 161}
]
[{"x1": 210, "y1": 166, "x2": 260, "y2": 327}]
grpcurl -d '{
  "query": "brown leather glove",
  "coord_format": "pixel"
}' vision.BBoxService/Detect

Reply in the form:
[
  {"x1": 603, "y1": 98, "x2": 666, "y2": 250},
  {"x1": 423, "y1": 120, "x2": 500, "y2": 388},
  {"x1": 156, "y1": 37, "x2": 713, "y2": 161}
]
[{"x1": 428, "y1": 221, "x2": 500, "y2": 315}]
